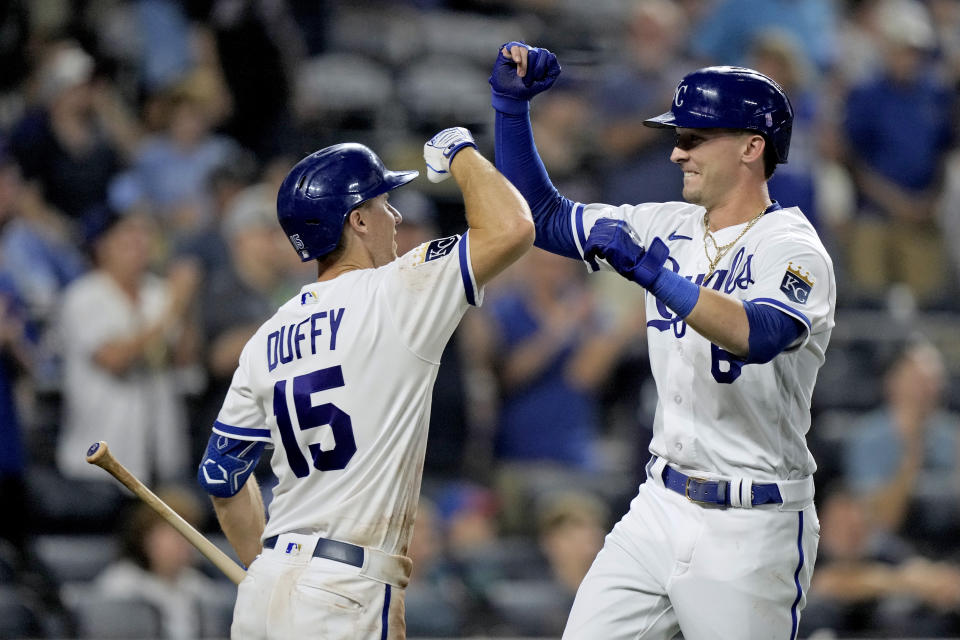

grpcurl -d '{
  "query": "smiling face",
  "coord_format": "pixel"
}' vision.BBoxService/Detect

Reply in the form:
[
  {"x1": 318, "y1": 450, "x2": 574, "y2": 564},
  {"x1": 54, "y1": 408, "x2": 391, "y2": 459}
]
[{"x1": 669, "y1": 128, "x2": 756, "y2": 209}]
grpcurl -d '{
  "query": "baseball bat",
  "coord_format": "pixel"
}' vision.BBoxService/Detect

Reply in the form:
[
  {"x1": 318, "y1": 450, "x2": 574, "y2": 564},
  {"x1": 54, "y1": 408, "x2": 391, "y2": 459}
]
[{"x1": 85, "y1": 440, "x2": 247, "y2": 585}]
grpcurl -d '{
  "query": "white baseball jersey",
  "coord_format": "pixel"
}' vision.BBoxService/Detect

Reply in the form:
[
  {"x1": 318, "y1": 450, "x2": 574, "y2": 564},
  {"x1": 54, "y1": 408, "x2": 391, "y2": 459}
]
[
  {"x1": 571, "y1": 201, "x2": 835, "y2": 482},
  {"x1": 212, "y1": 233, "x2": 481, "y2": 558}
]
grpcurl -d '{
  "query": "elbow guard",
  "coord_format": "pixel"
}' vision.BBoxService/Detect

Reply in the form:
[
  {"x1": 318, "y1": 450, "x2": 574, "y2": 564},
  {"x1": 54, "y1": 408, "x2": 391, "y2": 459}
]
[
  {"x1": 198, "y1": 434, "x2": 265, "y2": 498},
  {"x1": 743, "y1": 300, "x2": 804, "y2": 365}
]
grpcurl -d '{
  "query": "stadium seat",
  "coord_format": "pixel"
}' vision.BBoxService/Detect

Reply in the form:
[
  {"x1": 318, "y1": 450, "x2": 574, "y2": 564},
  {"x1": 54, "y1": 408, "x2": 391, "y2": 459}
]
[
  {"x1": 484, "y1": 578, "x2": 572, "y2": 637},
  {"x1": 31, "y1": 534, "x2": 118, "y2": 584},
  {"x1": 293, "y1": 53, "x2": 393, "y2": 130},
  {"x1": 67, "y1": 592, "x2": 163, "y2": 639},
  {"x1": 0, "y1": 585, "x2": 43, "y2": 638},
  {"x1": 396, "y1": 57, "x2": 491, "y2": 131}
]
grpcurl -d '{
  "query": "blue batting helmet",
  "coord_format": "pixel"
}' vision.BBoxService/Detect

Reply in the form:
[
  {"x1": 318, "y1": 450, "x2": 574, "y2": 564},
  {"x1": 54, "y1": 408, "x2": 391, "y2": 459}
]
[
  {"x1": 643, "y1": 66, "x2": 793, "y2": 163},
  {"x1": 277, "y1": 143, "x2": 419, "y2": 261}
]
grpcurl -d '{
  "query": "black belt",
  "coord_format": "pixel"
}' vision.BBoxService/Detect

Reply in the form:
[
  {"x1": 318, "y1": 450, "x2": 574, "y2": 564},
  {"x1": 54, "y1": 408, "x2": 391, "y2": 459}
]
[
  {"x1": 263, "y1": 534, "x2": 364, "y2": 568},
  {"x1": 660, "y1": 463, "x2": 783, "y2": 507}
]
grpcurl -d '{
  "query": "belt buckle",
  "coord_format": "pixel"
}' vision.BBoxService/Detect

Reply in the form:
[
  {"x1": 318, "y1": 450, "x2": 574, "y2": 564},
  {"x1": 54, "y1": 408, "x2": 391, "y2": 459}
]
[{"x1": 684, "y1": 476, "x2": 712, "y2": 505}]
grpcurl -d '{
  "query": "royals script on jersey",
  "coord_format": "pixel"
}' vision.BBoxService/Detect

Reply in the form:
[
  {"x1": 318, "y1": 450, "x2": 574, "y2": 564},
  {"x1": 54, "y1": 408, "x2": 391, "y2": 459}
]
[
  {"x1": 213, "y1": 233, "x2": 480, "y2": 557},
  {"x1": 571, "y1": 201, "x2": 835, "y2": 481}
]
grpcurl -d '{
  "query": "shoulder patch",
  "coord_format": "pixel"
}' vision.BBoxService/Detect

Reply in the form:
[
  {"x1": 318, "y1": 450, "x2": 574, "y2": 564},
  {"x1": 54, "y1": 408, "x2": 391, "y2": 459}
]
[
  {"x1": 413, "y1": 235, "x2": 459, "y2": 265},
  {"x1": 780, "y1": 262, "x2": 814, "y2": 304}
]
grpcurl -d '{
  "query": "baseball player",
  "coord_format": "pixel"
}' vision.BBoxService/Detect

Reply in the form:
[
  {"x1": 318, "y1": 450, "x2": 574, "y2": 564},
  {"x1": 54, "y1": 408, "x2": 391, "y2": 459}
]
[
  {"x1": 196, "y1": 130, "x2": 534, "y2": 639},
  {"x1": 489, "y1": 42, "x2": 836, "y2": 639}
]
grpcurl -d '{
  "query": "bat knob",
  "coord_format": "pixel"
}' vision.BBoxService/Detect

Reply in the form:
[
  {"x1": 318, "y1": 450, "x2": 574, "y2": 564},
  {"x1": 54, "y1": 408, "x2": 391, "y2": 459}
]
[{"x1": 86, "y1": 440, "x2": 109, "y2": 463}]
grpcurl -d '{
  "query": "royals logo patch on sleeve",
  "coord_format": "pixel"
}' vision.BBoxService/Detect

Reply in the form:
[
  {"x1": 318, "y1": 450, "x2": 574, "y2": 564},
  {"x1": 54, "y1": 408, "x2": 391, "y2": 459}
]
[
  {"x1": 412, "y1": 235, "x2": 459, "y2": 265},
  {"x1": 780, "y1": 262, "x2": 814, "y2": 304}
]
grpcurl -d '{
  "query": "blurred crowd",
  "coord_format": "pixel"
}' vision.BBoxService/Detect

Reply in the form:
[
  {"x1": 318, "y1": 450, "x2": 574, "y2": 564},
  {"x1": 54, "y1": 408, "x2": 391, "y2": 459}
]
[{"x1": 0, "y1": 0, "x2": 959, "y2": 638}]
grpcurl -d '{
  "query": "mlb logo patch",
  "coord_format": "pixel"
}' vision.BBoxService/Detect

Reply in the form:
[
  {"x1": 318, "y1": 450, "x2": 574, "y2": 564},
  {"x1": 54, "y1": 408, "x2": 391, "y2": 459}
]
[
  {"x1": 285, "y1": 542, "x2": 302, "y2": 555},
  {"x1": 780, "y1": 262, "x2": 814, "y2": 304},
  {"x1": 301, "y1": 291, "x2": 318, "y2": 305}
]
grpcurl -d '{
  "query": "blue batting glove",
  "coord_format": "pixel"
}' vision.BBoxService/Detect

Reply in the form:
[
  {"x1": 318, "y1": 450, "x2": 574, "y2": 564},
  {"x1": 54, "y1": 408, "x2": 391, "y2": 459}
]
[
  {"x1": 424, "y1": 127, "x2": 477, "y2": 183},
  {"x1": 489, "y1": 41, "x2": 561, "y2": 114},
  {"x1": 584, "y1": 219, "x2": 670, "y2": 288}
]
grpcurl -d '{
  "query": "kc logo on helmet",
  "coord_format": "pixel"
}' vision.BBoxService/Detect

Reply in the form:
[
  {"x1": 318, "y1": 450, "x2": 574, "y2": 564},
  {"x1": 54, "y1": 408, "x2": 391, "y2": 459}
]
[{"x1": 674, "y1": 84, "x2": 688, "y2": 107}]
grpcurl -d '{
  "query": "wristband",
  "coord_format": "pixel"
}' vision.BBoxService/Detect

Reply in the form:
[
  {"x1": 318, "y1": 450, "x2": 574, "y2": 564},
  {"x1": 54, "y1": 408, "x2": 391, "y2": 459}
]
[
  {"x1": 491, "y1": 90, "x2": 531, "y2": 115},
  {"x1": 650, "y1": 268, "x2": 700, "y2": 319}
]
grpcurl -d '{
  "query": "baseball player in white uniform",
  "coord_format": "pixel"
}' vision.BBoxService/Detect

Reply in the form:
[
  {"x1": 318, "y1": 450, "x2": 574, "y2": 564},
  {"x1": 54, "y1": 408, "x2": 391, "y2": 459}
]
[
  {"x1": 196, "y1": 129, "x2": 533, "y2": 639},
  {"x1": 490, "y1": 42, "x2": 836, "y2": 639}
]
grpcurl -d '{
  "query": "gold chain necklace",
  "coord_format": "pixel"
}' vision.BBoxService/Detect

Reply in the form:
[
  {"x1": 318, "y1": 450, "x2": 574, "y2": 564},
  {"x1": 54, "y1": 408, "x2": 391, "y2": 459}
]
[{"x1": 702, "y1": 208, "x2": 765, "y2": 279}]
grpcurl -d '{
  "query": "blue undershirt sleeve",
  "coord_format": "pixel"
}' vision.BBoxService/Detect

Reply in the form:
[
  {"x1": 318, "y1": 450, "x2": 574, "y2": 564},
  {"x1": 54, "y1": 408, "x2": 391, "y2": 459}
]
[
  {"x1": 743, "y1": 300, "x2": 805, "y2": 365},
  {"x1": 494, "y1": 109, "x2": 580, "y2": 259}
]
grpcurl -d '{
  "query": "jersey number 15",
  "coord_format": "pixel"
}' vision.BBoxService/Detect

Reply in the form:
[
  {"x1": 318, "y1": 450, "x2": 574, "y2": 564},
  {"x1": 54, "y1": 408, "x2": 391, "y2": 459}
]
[{"x1": 273, "y1": 365, "x2": 357, "y2": 478}]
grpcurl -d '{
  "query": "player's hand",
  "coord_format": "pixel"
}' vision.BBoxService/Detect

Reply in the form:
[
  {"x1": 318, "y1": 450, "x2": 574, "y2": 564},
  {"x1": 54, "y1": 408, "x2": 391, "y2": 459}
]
[
  {"x1": 585, "y1": 219, "x2": 669, "y2": 288},
  {"x1": 424, "y1": 127, "x2": 477, "y2": 183},
  {"x1": 489, "y1": 41, "x2": 561, "y2": 113}
]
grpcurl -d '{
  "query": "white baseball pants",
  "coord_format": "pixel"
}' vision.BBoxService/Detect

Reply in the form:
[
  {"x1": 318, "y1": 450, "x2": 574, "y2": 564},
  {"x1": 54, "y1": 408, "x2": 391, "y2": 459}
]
[
  {"x1": 563, "y1": 477, "x2": 820, "y2": 639},
  {"x1": 231, "y1": 533, "x2": 407, "y2": 640}
]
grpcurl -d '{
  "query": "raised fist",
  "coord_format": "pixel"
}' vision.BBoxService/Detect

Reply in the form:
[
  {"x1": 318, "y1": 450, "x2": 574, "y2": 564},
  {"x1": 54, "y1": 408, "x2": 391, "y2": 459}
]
[
  {"x1": 423, "y1": 127, "x2": 477, "y2": 183},
  {"x1": 489, "y1": 41, "x2": 561, "y2": 113}
]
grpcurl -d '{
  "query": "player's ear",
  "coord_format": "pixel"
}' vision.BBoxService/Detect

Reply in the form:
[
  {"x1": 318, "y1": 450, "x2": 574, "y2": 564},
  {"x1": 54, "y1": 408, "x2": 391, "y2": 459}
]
[
  {"x1": 741, "y1": 134, "x2": 766, "y2": 165},
  {"x1": 347, "y1": 208, "x2": 367, "y2": 234}
]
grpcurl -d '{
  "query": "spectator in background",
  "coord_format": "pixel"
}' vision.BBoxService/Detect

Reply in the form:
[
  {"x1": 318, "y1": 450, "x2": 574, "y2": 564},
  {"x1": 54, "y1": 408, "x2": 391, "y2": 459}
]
[
  {"x1": 536, "y1": 490, "x2": 608, "y2": 602},
  {"x1": 205, "y1": 0, "x2": 307, "y2": 158},
  {"x1": 841, "y1": 0, "x2": 955, "y2": 307},
  {"x1": 121, "y1": 75, "x2": 241, "y2": 240},
  {"x1": 747, "y1": 30, "x2": 822, "y2": 232},
  {"x1": 478, "y1": 249, "x2": 641, "y2": 471},
  {"x1": 436, "y1": 482, "x2": 501, "y2": 562},
  {"x1": 404, "y1": 497, "x2": 473, "y2": 638},
  {"x1": 592, "y1": 0, "x2": 691, "y2": 205},
  {"x1": 0, "y1": 149, "x2": 85, "y2": 332},
  {"x1": 0, "y1": 274, "x2": 34, "y2": 556},
  {"x1": 10, "y1": 40, "x2": 140, "y2": 223},
  {"x1": 940, "y1": 146, "x2": 960, "y2": 287},
  {"x1": 469, "y1": 248, "x2": 642, "y2": 533},
  {"x1": 929, "y1": 0, "x2": 960, "y2": 87},
  {"x1": 56, "y1": 209, "x2": 199, "y2": 485},
  {"x1": 191, "y1": 180, "x2": 299, "y2": 449},
  {"x1": 93, "y1": 487, "x2": 233, "y2": 639},
  {"x1": 485, "y1": 490, "x2": 609, "y2": 638},
  {"x1": 690, "y1": 0, "x2": 836, "y2": 70},
  {"x1": 528, "y1": 82, "x2": 598, "y2": 204},
  {"x1": 805, "y1": 486, "x2": 960, "y2": 638},
  {"x1": 842, "y1": 341, "x2": 960, "y2": 554},
  {"x1": 173, "y1": 148, "x2": 260, "y2": 280},
  {"x1": 428, "y1": 481, "x2": 528, "y2": 636},
  {"x1": 0, "y1": 1, "x2": 29, "y2": 111}
]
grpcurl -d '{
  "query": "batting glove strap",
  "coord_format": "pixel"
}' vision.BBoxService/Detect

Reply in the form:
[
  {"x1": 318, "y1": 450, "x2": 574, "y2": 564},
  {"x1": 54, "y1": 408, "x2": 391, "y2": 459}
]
[
  {"x1": 629, "y1": 237, "x2": 667, "y2": 287},
  {"x1": 424, "y1": 127, "x2": 477, "y2": 183}
]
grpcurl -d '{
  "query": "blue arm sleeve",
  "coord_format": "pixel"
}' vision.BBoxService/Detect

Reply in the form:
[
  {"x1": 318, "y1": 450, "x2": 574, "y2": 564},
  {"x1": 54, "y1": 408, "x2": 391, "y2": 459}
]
[
  {"x1": 197, "y1": 434, "x2": 266, "y2": 498},
  {"x1": 494, "y1": 109, "x2": 580, "y2": 259},
  {"x1": 742, "y1": 301, "x2": 805, "y2": 365}
]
